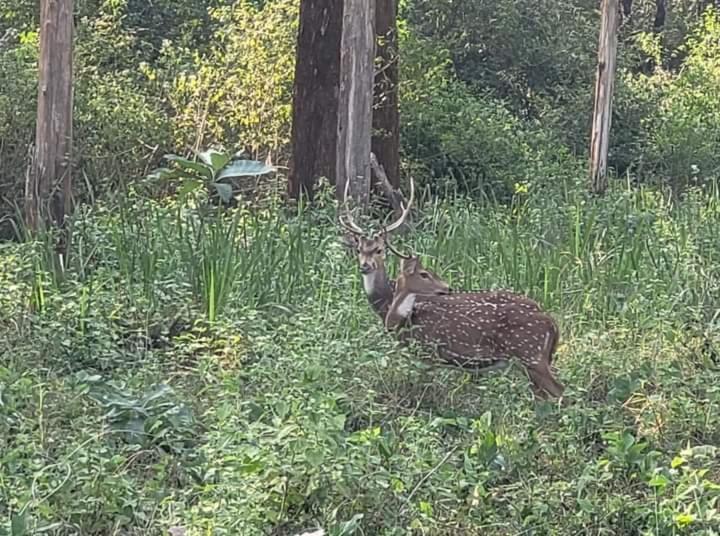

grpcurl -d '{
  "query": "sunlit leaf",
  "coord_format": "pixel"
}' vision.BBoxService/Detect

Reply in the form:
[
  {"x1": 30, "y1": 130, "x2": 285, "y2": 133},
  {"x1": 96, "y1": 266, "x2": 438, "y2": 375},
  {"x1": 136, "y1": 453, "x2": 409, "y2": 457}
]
[
  {"x1": 164, "y1": 154, "x2": 213, "y2": 180},
  {"x1": 675, "y1": 513, "x2": 695, "y2": 527},
  {"x1": 216, "y1": 159, "x2": 276, "y2": 181},
  {"x1": 198, "y1": 149, "x2": 231, "y2": 173}
]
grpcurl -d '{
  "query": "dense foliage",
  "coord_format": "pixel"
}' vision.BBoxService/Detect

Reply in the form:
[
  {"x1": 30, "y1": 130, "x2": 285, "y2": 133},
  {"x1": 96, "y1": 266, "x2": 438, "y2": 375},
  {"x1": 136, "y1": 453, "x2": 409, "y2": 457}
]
[
  {"x1": 2, "y1": 0, "x2": 720, "y2": 216},
  {"x1": 2, "y1": 0, "x2": 720, "y2": 534},
  {"x1": 2, "y1": 183, "x2": 720, "y2": 534}
]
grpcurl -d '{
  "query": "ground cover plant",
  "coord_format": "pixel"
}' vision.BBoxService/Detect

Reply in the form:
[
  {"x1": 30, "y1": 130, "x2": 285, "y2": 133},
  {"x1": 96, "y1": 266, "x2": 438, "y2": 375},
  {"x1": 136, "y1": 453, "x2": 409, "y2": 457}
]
[
  {"x1": 1, "y1": 177, "x2": 719, "y2": 535},
  {"x1": 3, "y1": 1, "x2": 720, "y2": 534}
]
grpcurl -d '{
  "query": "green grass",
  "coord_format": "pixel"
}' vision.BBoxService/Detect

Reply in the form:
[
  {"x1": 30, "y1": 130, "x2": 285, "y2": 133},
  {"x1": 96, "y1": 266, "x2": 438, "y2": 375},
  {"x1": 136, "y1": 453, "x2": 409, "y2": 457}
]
[{"x1": 1, "y1": 182, "x2": 719, "y2": 535}]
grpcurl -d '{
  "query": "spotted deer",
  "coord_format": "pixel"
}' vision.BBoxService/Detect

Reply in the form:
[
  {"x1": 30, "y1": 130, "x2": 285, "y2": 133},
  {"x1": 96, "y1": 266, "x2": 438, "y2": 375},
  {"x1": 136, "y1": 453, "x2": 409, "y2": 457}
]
[
  {"x1": 385, "y1": 255, "x2": 564, "y2": 399},
  {"x1": 338, "y1": 178, "x2": 546, "y2": 324}
]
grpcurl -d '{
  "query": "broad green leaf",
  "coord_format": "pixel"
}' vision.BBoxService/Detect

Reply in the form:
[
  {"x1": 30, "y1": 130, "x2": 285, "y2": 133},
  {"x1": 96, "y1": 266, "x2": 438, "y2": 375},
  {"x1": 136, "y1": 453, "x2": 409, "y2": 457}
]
[
  {"x1": 164, "y1": 154, "x2": 213, "y2": 180},
  {"x1": 212, "y1": 182, "x2": 234, "y2": 203},
  {"x1": 198, "y1": 149, "x2": 230, "y2": 173},
  {"x1": 305, "y1": 448, "x2": 324, "y2": 468},
  {"x1": 216, "y1": 159, "x2": 276, "y2": 181},
  {"x1": 648, "y1": 474, "x2": 669, "y2": 488},
  {"x1": 577, "y1": 498, "x2": 594, "y2": 513}
]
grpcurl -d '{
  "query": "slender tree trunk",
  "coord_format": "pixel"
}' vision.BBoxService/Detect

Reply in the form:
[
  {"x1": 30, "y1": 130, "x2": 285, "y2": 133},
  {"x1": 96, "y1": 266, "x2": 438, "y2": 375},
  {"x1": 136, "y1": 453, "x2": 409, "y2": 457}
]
[
  {"x1": 371, "y1": 0, "x2": 400, "y2": 189},
  {"x1": 589, "y1": 0, "x2": 619, "y2": 195},
  {"x1": 697, "y1": 0, "x2": 719, "y2": 17},
  {"x1": 26, "y1": 0, "x2": 74, "y2": 231},
  {"x1": 336, "y1": 0, "x2": 376, "y2": 206},
  {"x1": 654, "y1": 0, "x2": 666, "y2": 30},
  {"x1": 287, "y1": 0, "x2": 343, "y2": 201},
  {"x1": 621, "y1": 0, "x2": 632, "y2": 17}
]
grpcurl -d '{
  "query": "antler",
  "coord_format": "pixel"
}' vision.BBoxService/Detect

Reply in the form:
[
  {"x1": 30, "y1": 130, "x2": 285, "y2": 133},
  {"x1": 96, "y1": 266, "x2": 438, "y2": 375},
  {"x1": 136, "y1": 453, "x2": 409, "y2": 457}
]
[
  {"x1": 382, "y1": 176, "x2": 414, "y2": 234},
  {"x1": 338, "y1": 175, "x2": 414, "y2": 239},
  {"x1": 338, "y1": 179, "x2": 366, "y2": 236},
  {"x1": 381, "y1": 230, "x2": 410, "y2": 259},
  {"x1": 381, "y1": 176, "x2": 415, "y2": 258}
]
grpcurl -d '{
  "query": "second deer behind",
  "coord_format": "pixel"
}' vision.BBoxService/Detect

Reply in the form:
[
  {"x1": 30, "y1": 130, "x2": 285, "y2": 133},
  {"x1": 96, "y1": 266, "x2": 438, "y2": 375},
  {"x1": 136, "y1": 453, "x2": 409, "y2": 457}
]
[{"x1": 386, "y1": 255, "x2": 565, "y2": 400}]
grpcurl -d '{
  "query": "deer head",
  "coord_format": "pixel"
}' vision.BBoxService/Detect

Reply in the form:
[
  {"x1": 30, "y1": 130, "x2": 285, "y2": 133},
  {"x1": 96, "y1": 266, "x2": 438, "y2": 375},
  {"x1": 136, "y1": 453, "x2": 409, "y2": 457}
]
[
  {"x1": 385, "y1": 255, "x2": 451, "y2": 330},
  {"x1": 338, "y1": 177, "x2": 415, "y2": 318}
]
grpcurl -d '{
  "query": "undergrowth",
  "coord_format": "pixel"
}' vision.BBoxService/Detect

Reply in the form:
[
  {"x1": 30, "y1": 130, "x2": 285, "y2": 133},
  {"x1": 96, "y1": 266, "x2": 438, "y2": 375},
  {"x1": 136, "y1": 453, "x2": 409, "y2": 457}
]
[{"x1": 1, "y1": 180, "x2": 719, "y2": 535}]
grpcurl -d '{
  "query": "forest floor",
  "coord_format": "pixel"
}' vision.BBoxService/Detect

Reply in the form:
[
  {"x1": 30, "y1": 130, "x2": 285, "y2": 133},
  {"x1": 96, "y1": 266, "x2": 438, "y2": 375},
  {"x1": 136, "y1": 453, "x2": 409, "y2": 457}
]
[{"x1": 2, "y1": 185, "x2": 720, "y2": 535}]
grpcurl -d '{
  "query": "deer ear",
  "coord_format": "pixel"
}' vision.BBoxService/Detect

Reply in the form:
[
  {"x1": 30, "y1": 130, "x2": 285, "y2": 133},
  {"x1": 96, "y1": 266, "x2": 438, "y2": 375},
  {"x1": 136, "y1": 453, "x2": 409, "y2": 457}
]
[{"x1": 400, "y1": 256, "x2": 419, "y2": 273}]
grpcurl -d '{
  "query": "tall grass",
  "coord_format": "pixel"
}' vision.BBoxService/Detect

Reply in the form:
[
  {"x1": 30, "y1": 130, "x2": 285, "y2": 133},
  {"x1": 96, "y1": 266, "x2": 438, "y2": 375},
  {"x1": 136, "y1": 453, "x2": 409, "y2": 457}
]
[
  {"x1": 4, "y1": 180, "x2": 720, "y2": 535},
  {"x1": 14, "y1": 180, "x2": 720, "y2": 334}
]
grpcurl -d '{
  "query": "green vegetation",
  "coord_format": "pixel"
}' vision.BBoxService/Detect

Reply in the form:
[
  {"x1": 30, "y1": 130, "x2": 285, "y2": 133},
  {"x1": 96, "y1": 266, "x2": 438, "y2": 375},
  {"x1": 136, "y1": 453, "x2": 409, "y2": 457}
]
[
  {"x1": 2, "y1": 0, "x2": 720, "y2": 534},
  {"x1": 2, "y1": 182, "x2": 720, "y2": 534}
]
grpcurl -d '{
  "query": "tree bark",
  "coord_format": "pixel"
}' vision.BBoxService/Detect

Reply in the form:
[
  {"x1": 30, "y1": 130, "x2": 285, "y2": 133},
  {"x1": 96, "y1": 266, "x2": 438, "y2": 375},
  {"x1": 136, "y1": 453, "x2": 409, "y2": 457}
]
[
  {"x1": 336, "y1": 0, "x2": 376, "y2": 207},
  {"x1": 371, "y1": 0, "x2": 400, "y2": 189},
  {"x1": 287, "y1": 0, "x2": 343, "y2": 201},
  {"x1": 26, "y1": 0, "x2": 74, "y2": 231},
  {"x1": 621, "y1": 0, "x2": 632, "y2": 17},
  {"x1": 653, "y1": 0, "x2": 665, "y2": 31},
  {"x1": 589, "y1": 0, "x2": 619, "y2": 195}
]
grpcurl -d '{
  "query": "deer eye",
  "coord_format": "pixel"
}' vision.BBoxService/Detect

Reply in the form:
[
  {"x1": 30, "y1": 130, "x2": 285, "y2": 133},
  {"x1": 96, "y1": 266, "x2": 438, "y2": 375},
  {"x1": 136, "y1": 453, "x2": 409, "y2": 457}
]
[
  {"x1": 375, "y1": 248, "x2": 383, "y2": 255},
  {"x1": 420, "y1": 272, "x2": 430, "y2": 279}
]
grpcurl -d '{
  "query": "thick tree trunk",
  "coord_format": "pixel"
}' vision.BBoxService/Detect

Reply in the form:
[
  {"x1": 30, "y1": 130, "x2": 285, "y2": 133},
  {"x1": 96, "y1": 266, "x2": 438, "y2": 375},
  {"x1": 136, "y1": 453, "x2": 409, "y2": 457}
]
[
  {"x1": 371, "y1": 0, "x2": 400, "y2": 189},
  {"x1": 26, "y1": 0, "x2": 74, "y2": 231},
  {"x1": 589, "y1": 0, "x2": 619, "y2": 195},
  {"x1": 287, "y1": 0, "x2": 343, "y2": 201},
  {"x1": 336, "y1": 0, "x2": 376, "y2": 206}
]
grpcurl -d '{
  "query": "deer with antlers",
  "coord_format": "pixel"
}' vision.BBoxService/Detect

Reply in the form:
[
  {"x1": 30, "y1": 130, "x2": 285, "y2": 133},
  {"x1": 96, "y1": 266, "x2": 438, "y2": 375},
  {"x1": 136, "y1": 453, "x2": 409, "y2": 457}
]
[
  {"x1": 337, "y1": 177, "x2": 549, "y2": 324},
  {"x1": 384, "y1": 253, "x2": 564, "y2": 399}
]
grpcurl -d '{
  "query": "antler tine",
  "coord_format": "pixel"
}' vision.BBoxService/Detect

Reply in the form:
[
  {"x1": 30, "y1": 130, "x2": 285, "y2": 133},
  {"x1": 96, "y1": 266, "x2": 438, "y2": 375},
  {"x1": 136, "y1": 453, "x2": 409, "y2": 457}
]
[
  {"x1": 338, "y1": 178, "x2": 366, "y2": 236},
  {"x1": 383, "y1": 176, "x2": 415, "y2": 234},
  {"x1": 384, "y1": 237, "x2": 413, "y2": 260}
]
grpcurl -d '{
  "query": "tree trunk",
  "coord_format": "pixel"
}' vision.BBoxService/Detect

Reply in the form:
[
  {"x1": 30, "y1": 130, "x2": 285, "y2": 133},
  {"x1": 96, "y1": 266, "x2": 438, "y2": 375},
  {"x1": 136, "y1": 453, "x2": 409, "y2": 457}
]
[
  {"x1": 621, "y1": 0, "x2": 632, "y2": 17},
  {"x1": 371, "y1": 0, "x2": 400, "y2": 189},
  {"x1": 287, "y1": 0, "x2": 343, "y2": 201},
  {"x1": 697, "y1": 0, "x2": 719, "y2": 17},
  {"x1": 654, "y1": 0, "x2": 665, "y2": 31},
  {"x1": 589, "y1": 0, "x2": 619, "y2": 196},
  {"x1": 336, "y1": 0, "x2": 376, "y2": 207},
  {"x1": 26, "y1": 0, "x2": 74, "y2": 231}
]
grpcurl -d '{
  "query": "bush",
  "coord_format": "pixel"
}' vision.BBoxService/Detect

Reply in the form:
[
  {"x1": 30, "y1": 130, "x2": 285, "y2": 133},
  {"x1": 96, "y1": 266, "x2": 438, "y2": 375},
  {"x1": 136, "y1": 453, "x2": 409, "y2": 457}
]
[
  {"x1": 166, "y1": 0, "x2": 298, "y2": 156},
  {"x1": 399, "y1": 30, "x2": 578, "y2": 200},
  {"x1": 636, "y1": 9, "x2": 720, "y2": 190}
]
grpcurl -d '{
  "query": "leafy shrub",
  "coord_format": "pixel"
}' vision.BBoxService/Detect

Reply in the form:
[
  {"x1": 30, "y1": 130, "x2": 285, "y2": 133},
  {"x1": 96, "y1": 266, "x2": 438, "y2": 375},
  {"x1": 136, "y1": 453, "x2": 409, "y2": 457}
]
[
  {"x1": 644, "y1": 9, "x2": 720, "y2": 188},
  {"x1": 166, "y1": 0, "x2": 298, "y2": 156},
  {"x1": 399, "y1": 29, "x2": 577, "y2": 200}
]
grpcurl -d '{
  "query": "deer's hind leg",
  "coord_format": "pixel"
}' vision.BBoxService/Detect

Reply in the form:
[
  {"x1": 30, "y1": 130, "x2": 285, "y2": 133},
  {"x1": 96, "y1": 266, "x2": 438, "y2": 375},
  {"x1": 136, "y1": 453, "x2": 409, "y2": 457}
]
[
  {"x1": 516, "y1": 315, "x2": 565, "y2": 399},
  {"x1": 527, "y1": 362, "x2": 565, "y2": 399}
]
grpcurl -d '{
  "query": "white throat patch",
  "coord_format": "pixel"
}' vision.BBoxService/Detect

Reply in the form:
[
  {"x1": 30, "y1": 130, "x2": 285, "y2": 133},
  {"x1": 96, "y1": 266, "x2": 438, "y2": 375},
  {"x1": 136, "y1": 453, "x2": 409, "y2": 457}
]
[
  {"x1": 362, "y1": 272, "x2": 376, "y2": 295},
  {"x1": 395, "y1": 293, "x2": 416, "y2": 319}
]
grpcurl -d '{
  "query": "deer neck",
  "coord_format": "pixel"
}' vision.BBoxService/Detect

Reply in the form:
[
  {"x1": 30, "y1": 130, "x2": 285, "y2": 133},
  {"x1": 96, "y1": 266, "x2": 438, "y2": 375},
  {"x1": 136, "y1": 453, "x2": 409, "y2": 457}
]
[
  {"x1": 385, "y1": 289, "x2": 416, "y2": 330},
  {"x1": 363, "y1": 267, "x2": 395, "y2": 318}
]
